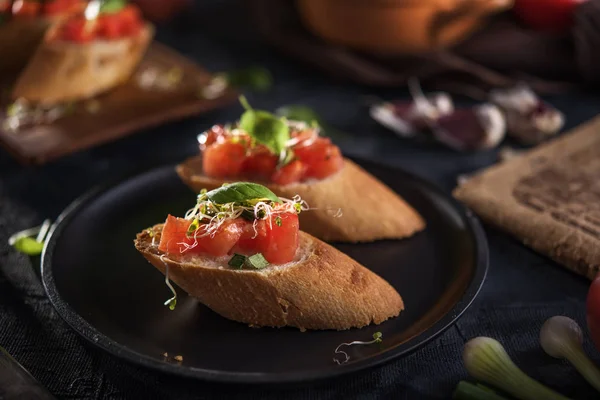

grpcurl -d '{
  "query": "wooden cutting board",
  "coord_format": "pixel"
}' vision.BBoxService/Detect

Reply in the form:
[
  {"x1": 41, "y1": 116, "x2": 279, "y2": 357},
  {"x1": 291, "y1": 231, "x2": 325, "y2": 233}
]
[
  {"x1": 454, "y1": 116, "x2": 600, "y2": 280},
  {"x1": 0, "y1": 42, "x2": 238, "y2": 165}
]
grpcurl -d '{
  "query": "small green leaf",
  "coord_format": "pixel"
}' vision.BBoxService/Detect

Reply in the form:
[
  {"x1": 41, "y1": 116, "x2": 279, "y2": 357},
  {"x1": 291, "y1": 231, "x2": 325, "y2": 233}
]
[
  {"x1": 205, "y1": 182, "x2": 280, "y2": 205},
  {"x1": 13, "y1": 237, "x2": 44, "y2": 256},
  {"x1": 100, "y1": 0, "x2": 127, "y2": 14},
  {"x1": 238, "y1": 96, "x2": 290, "y2": 156},
  {"x1": 228, "y1": 254, "x2": 246, "y2": 269},
  {"x1": 373, "y1": 332, "x2": 383, "y2": 343},
  {"x1": 225, "y1": 66, "x2": 273, "y2": 92},
  {"x1": 246, "y1": 253, "x2": 269, "y2": 269},
  {"x1": 186, "y1": 219, "x2": 200, "y2": 237}
]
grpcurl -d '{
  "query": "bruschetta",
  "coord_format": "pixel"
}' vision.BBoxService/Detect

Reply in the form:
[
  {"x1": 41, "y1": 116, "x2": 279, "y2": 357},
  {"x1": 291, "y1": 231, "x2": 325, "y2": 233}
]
[
  {"x1": 0, "y1": 0, "x2": 85, "y2": 74},
  {"x1": 11, "y1": 1, "x2": 153, "y2": 105},
  {"x1": 176, "y1": 97, "x2": 426, "y2": 243},
  {"x1": 134, "y1": 182, "x2": 404, "y2": 331}
]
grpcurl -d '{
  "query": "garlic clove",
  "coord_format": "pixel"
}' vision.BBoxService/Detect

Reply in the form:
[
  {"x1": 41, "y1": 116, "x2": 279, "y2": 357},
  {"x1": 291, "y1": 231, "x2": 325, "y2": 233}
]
[
  {"x1": 433, "y1": 103, "x2": 506, "y2": 151},
  {"x1": 489, "y1": 83, "x2": 564, "y2": 145}
]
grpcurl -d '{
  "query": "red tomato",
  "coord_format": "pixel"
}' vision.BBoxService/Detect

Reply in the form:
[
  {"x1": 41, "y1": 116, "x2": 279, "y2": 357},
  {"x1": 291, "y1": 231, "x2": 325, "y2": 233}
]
[
  {"x1": 513, "y1": 0, "x2": 588, "y2": 33},
  {"x1": 587, "y1": 275, "x2": 600, "y2": 352},
  {"x1": 272, "y1": 160, "x2": 306, "y2": 185},
  {"x1": 11, "y1": 0, "x2": 40, "y2": 17},
  {"x1": 294, "y1": 138, "x2": 343, "y2": 180},
  {"x1": 242, "y1": 151, "x2": 278, "y2": 180},
  {"x1": 43, "y1": 0, "x2": 80, "y2": 15},
  {"x1": 235, "y1": 212, "x2": 299, "y2": 264},
  {"x1": 59, "y1": 18, "x2": 95, "y2": 42},
  {"x1": 159, "y1": 215, "x2": 244, "y2": 257},
  {"x1": 97, "y1": 14, "x2": 121, "y2": 39},
  {"x1": 202, "y1": 141, "x2": 247, "y2": 178}
]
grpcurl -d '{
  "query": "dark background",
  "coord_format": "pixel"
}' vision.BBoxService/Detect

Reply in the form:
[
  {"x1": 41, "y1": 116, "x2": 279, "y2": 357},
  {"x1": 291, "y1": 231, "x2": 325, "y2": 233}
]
[{"x1": 1, "y1": 1, "x2": 599, "y2": 398}]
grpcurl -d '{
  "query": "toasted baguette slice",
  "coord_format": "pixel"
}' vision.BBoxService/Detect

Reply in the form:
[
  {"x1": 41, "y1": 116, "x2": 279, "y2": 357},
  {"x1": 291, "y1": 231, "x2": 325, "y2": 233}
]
[
  {"x1": 176, "y1": 157, "x2": 426, "y2": 243},
  {"x1": 134, "y1": 224, "x2": 404, "y2": 331},
  {"x1": 11, "y1": 23, "x2": 154, "y2": 105}
]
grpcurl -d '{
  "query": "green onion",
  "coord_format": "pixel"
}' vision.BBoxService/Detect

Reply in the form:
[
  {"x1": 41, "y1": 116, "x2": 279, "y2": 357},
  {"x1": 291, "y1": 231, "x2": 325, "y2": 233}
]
[
  {"x1": 8, "y1": 219, "x2": 51, "y2": 256},
  {"x1": 453, "y1": 381, "x2": 509, "y2": 400},
  {"x1": 540, "y1": 316, "x2": 600, "y2": 393},
  {"x1": 246, "y1": 253, "x2": 269, "y2": 269},
  {"x1": 463, "y1": 337, "x2": 571, "y2": 400},
  {"x1": 228, "y1": 254, "x2": 246, "y2": 269}
]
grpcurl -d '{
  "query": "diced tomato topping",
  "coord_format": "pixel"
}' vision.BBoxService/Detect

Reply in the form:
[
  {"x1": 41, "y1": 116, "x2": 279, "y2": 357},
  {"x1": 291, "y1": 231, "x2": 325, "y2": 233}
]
[
  {"x1": 159, "y1": 215, "x2": 244, "y2": 257},
  {"x1": 202, "y1": 141, "x2": 247, "y2": 179},
  {"x1": 53, "y1": 4, "x2": 143, "y2": 42},
  {"x1": 272, "y1": 160, "x2": 306, "y2": 185},
  {"x1": 235, "y1": 212, "x2": 299, "y2": 264},
  {"x1": 159, "y1": 212, "x2": 299, "y2": 264},
  {"x1": 199, "y1": 126, "x2": 344, "y2": 185},
  {"x1": 242, "y1": 151, "x2": 278, "y2": 181}
]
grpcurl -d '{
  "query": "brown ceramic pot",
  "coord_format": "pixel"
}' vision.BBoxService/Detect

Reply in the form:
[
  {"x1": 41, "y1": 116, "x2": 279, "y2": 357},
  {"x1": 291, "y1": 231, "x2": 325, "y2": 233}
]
[{"x1": 296, "y1": 0, "x2": 514, "y2": 54}]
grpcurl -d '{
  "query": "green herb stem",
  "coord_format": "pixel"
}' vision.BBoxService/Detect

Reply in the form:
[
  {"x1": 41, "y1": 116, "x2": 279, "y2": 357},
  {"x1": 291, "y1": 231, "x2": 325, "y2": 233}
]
[
  {"x1": 562, "y1": 343, "x2": 600, "y2": 392},
  {"x1": 452, "y1": 381, "x2": 509, "y2": 400},
  {"x1": 464, "y1": 337, "x2": 571, "y2": 400}
]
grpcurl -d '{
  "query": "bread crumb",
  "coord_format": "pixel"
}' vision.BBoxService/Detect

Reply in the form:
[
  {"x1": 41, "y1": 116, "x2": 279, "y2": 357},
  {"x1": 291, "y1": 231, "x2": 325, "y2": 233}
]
[
  {"x1": 162, "y1": 352, "x2": 168, "y2": 357},
  {"x1": 174, "y1": 355, "x2": 183, "y2": 362}
]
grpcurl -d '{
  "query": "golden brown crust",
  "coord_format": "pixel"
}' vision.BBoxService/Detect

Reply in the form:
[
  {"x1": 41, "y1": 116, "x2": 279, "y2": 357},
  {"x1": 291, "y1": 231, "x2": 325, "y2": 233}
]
[
  {"x1": 176, "y1": 157, "x2": 426, "y2": 243},
  {"x1": 134, "y1": 224, "x2": 404, "y2": 331},
  {"x1": 11, "y1": 23, "x2": 154, "y2": 105}
]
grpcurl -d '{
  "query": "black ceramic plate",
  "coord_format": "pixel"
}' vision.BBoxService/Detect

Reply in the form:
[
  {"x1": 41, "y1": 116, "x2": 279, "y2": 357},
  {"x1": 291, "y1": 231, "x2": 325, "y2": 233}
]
[{"x1": 41, "y1": 158, "x2": 488, "y2": 384}]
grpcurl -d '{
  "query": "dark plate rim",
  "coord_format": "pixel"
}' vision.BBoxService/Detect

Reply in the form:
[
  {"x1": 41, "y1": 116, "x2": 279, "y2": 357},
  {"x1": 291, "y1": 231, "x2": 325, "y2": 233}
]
[{"x1": 41, "y1": 157, "x2": 489, "y2": 385}]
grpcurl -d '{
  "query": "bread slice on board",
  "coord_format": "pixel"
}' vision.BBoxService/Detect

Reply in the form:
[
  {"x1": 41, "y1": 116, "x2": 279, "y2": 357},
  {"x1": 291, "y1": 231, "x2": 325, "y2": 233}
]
[
  {"x1": 134, "y1": 224, "x2": 404, "y2": 331},
  {"x1": 12, "y1": 23, "x2": 154, "y2": 105},
  {"x1": 176, "y1": 157, "x2": 426, "y2": 243}
]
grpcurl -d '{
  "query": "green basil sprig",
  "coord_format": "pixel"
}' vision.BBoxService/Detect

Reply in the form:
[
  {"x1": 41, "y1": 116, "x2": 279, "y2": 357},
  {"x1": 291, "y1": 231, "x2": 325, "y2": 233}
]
[
  {"x1": 239, "y1": 96, "x2": 290, "y2": 157},
  {"x1": 205, "y1": 182, "x2": 280, "y2": 205}
]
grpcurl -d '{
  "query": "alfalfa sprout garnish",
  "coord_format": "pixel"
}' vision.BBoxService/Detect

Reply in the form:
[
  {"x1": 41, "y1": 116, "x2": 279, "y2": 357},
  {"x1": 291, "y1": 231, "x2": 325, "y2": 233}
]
[{"x1": 333, "y1": 332, "x2": 383, "y2": 365}]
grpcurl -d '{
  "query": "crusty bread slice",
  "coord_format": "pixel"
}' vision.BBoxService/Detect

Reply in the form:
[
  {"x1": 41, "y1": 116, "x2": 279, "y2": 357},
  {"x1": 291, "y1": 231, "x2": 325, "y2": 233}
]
[
  {"x1": 11, "y1": 23, "x2": 154, "y2": 105},
  {"x1": 134, "y1": 224, "x2": 404, "y2": 331},
  {"x1": 176, "y1": 157, "x2": 426, "y2": 243}
]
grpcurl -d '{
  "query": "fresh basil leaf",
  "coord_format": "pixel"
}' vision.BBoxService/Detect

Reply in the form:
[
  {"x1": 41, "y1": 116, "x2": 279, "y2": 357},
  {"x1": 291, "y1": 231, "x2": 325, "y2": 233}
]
[
  {"x1": 13, "y1": 237, "x2": 44, "y2": 256},
  {"x1": 206, "y1": 182, "x2": 280, "y2": 205},
  {"x1": 225, "y1": 66, "x2": 272, "y2": 92},
  {"x1": 246, "y1": 253, "x2": 269, "y2": 269},
  {"x1": 100, "y1": 0, "x2": 127, "y2": 14},
  {"x1": 238, "y1": 96, "x2": 290, "y2": 156},
  {"x1": 228, "y1": 254, "x2": 246, "y2": 269}
]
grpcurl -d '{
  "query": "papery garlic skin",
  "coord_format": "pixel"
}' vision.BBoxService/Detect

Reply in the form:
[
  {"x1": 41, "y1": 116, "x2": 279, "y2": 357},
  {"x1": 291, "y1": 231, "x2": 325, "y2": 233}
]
[
  {"x1": 490, "y1": 84, "x2": 565, "y2": 145},
  {"x1": 475, "y1": 104, "x2": 507, "y2": 150}
]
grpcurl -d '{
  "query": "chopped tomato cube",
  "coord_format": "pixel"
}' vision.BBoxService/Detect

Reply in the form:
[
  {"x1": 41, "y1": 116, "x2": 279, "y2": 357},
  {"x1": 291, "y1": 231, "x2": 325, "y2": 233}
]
[
  {"x1": 272, "y1": 160, "x2": 306, "y2": 185},
  {"x1": 235, "y1": 212, "x2": 299, "y2": 264},
  {"x1": 202, "y1": 141, "x2": 247, "y2": 179},
  {"x1": 304, "y1": 144, "x2": 344, "y2": 180},
  {"x1": 242, "y1": 151, "x2": 278, "y2": 180},
  {"x1": 159, "y1": 215, "x2": 244, "y2": 257}
]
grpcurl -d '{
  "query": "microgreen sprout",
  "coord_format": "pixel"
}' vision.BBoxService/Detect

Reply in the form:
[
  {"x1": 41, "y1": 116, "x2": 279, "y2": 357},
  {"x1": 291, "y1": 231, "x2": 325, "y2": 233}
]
[
  {"x1": 8, "y1": 219, "x2": 52, "y2": 256},
  {"x1": 160, "y1": 255, "x2": 178, "y2": 311},
  {"x1": 178, "y1": 186, "x2": 308, "y2": 255},
  {"x1": 333, "y1": 332, "x2": 384, "y2": 365}
]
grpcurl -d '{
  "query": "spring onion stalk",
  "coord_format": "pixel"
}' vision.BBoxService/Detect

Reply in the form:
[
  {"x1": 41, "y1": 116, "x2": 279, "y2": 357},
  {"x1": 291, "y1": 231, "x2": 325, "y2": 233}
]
[
  {"x1": 463, "y1": 337, "x2": 571, "y2": 400},
  {"x1": 540, "y1": 316, "x2": 600, "y2": 392},
  {"x1": 453, "y1": 381, "x2": 509, "y2": 400}
]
